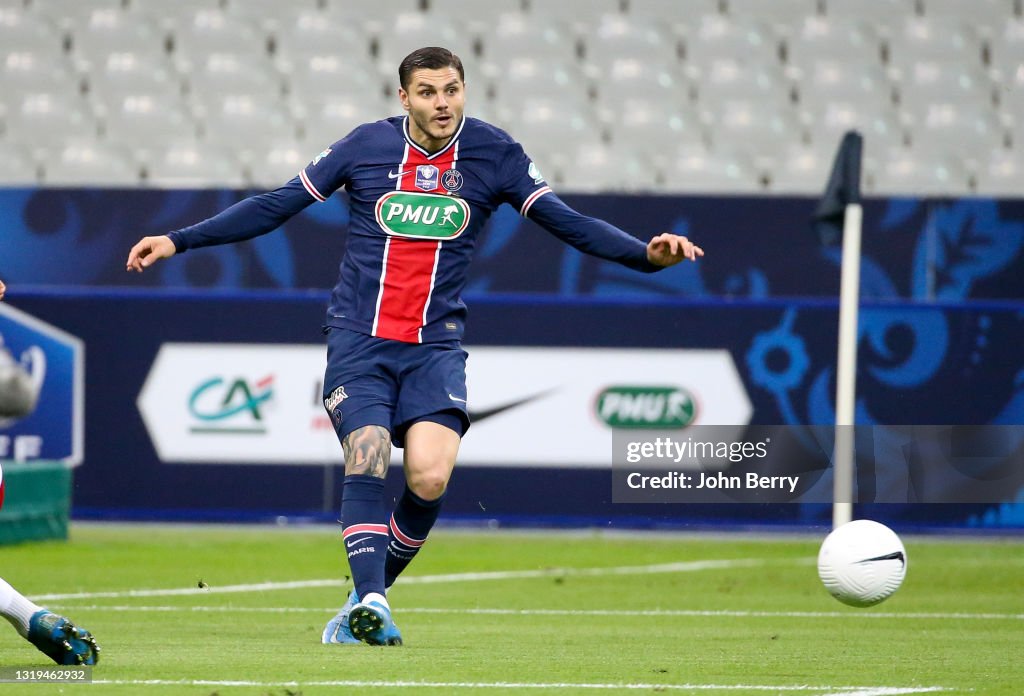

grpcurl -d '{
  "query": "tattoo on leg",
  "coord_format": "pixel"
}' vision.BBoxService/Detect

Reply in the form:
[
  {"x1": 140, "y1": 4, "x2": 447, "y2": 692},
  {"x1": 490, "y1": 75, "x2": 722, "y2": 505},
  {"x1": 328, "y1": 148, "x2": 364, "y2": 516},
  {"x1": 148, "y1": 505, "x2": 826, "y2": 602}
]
[{"x1": 343, "y1": 426, "x2": 391, "y2": 478}]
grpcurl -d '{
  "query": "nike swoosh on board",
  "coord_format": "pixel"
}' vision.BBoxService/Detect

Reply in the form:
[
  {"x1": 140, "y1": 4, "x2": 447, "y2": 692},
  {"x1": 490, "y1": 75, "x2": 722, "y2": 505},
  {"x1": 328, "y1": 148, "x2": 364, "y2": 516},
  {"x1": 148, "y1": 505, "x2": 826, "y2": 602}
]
[{"x1": 467, "y1": 389, "x2": 555, "y2": 424}]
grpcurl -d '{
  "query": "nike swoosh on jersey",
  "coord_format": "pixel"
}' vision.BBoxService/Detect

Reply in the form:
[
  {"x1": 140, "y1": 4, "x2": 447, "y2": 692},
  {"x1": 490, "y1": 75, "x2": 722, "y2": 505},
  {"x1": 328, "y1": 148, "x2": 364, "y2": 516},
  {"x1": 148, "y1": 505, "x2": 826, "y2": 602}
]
[{"x1": 387, "y1": 169, "x2": 411, "y2": 179}]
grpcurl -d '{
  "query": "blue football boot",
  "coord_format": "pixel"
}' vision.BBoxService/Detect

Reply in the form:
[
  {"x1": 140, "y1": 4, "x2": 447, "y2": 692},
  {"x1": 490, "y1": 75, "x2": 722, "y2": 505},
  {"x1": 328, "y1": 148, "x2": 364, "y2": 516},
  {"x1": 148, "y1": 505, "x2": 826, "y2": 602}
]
[
  {"x1": 27, "y1": 610, "x2": 100, "y2": 665},
  {"x1": 348, "y1": 599, "x2": 403, "y2": 646},
  {"x1": 321, "y1": 590, "x2": 360, "y2": 644}
]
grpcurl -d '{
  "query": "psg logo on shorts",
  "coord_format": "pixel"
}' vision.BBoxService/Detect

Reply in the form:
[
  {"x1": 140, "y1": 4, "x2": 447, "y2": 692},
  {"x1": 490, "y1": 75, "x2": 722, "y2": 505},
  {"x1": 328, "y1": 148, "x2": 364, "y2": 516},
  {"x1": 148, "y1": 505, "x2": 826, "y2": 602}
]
[{"x1": 441, "y1": 168, "x2": 464, "y2": 193}]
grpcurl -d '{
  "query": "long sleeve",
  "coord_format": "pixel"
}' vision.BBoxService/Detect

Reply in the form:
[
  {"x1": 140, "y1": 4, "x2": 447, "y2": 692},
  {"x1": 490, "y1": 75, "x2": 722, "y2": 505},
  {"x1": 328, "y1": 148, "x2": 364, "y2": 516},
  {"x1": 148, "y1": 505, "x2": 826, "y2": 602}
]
[
  {"x1": 525, "y1": 191, "x2": 661, "y2": 273},
  {"x1": 167, "y1": 177, "x2": 316, "y2": 253}
]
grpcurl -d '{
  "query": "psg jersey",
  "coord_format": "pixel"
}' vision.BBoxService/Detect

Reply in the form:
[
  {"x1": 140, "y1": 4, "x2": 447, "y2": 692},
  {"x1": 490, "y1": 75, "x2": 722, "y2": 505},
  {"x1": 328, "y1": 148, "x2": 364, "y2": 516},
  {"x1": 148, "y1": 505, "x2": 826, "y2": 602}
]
[{"x1": 299, "y1": 115, "x2": 551, "y2": 344}]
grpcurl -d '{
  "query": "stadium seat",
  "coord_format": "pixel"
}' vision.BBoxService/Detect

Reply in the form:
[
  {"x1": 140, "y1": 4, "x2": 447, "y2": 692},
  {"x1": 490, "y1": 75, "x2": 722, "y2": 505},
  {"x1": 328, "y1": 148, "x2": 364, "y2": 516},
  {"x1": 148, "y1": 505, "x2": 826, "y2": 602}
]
[
  {"x1": 0, "y1": 142, "x2": 39, "y2": 185},
  {"x1": 497, "y1": 98, "x2": 601, "y2": 172},
  {"x1": 223, "y1": 0, "x2": 320, "y2": 33},
  {"x1": 426, "y1": 0, "x2": 522, "y2": 38},
  {"x1": 0, "y1": 50, "x2": 81, "y2": 95},
  {"x1": 988, "y1": 17, "x2": 1024, "y2": 79},
  {"x1": 785, "y1": 16, "x2": 883, "y2": 68},
  {"x1": 886, "y1": 17, "x2": 985, "y2": 72},
  {"x1": 919, "y1": 0, "x2": 1012, "y2": 38},
  {"x1": 599, "y1": 99, "x2": 704, "y2": 165},
  {"x1": 30, "y1": 0, "x2": 125, "y2": 32},
  {"x1": 301, "y1": 96, "x2": 391, "y2": 147},
  {"x1": 684, "y1": 15, "x2": 781, "y2": 73},
  {"x1": 129, "y1": 0, "x2": 224, "y2": 32},
  {"x1": 200, "y1": 95, "x2": 295, "y2": 151},
  {"x1": 287, "y1": 55, "x2": 389, "y2": 113},
  {"x1": 87, "y1": 51, "x2": 179, "y2": 99},
  {"x1": 562, "y1": 141, "x2": 660, "y2": 193},
  {"x1": 321, "y1": 0, "x2": 422, "y2": 35},
  {"x1": 792, "y1": 60, "x2": 893, "y2": 114},
  {"x1": 581, "y1": 14, "x2": 679, "y2": 76},
  {"x1": 869, "y1": 147, "x2": 970, "y2": 195},
  {"x1": 660, "y1": 144, "x2": 762, "y2": 193},
  {"x1": 725, "y1": 0, "x2": 820, "y2": 39},
  {"x1": 803, "y1": 101, "x2": 906, "y2": 155},
  {"x1": 765, "y1": 144, "x2": 832, "y2": 194},
  {"x1": 186, "y1": 52, "x2": 283, "y2": 104},
  {"x1": 102, "y1": 93, "x2": 197, "y2": 150},
  {"x1": 523, "y1": 0, "x2": 624, "y2": 35},
  {"x1": 905, "y1": 102, "x2": 1007, "y2": 164},
  {"x1": 895, "y1": 61, "x2": 995, "y2": 110},
  {"x1": 692, "y1": 58, "x2": 792, "y2": 110},
  {"x1": 592, "y1": 58, "x2": 687, "y2": 107},
  {"x1": 248, "y1": 140, "x2": 309, "y2": 189},
  {"x1": 823, "y1": 0, "x2": 915, "y2": 37},
  {"x1": 4, "y1": 93, "x2": 99, "y2": 147},
  {"x1": 70, "y1": 9, "x2": 167, "y2": 74},
  {"x1": 701, "y1": 98, "x2": 803, "y2": 169},
  {"x1": 40, "y1": 140, "x2": 140, "y2": 187},
  {"x1": 374, "y1": 12, "x2": 473, "y2": 80},
  {"x1": 171, "y1": 9, "x2": 268, "y2": 73},
  {"x1": 490, "y1": 57, "x2": 591, "y2": 110},
  {"x1": 0, "y1": 7, "x2": 65, "y2": 53},
  {"x1": 972, "y1": 147, "x2": 1024, "y2": 196},
  {"x1": 145, "y1": 139, "x2": 246, "y2": 189},
  {"x1": 627, "y1": 0, "x2": 718, "y2": 38},
  {"x1": 271, "y1": 11, "x2": 370, "y2": 74}
]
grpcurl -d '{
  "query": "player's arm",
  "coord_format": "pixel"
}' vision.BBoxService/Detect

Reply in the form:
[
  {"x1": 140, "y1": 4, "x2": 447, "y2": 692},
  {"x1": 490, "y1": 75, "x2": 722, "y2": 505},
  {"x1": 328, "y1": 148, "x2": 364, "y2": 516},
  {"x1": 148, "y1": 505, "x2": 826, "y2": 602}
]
[
  {"x1": 525, "y1": 192, "x2": 703, "y2": 271},
  {"x1": 126, "y1": 178, "x2": 314, "y2": 272}
]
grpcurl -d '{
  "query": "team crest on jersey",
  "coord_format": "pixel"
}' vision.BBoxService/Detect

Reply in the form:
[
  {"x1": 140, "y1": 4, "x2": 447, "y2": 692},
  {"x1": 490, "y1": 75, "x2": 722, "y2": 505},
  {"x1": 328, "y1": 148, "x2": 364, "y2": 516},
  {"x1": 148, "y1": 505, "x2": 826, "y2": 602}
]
[
  {"x1": 415, "y1": 164, "x2": 439, "y2": 191},
  {"x1": 312, "y1": 148, "x2": 332, "y2": 166},
  {"x1": 375, "y1": 191, "x2": 470, "y2": 239},
  {"x1": 441, "y1": 168, "x2": 464, "y2": 192}
]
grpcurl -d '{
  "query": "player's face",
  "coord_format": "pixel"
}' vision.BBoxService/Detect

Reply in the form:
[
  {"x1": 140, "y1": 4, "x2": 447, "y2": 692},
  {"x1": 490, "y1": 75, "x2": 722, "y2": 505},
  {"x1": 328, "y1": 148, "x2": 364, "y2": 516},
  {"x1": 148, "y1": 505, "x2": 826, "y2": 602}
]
[{"x1": 399, "y1": 67, "x2": 465, "y2": 152}]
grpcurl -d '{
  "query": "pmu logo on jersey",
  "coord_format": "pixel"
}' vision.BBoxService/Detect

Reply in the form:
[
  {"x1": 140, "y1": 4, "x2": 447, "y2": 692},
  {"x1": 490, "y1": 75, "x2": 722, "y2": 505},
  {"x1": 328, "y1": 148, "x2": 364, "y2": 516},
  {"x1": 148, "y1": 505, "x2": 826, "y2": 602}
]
[
  {"x1": 375, "y1": 191, "x2": 470, "y2": 239},
  {"x1": 596, "y1": 386, "x2": 697, "y2": 429},
  {"x1": 415, "y1": 164, "x2": 439, "y2": 191},
  {"x1": 188, "y1": 375, "x2": 274, "y2": 434}
]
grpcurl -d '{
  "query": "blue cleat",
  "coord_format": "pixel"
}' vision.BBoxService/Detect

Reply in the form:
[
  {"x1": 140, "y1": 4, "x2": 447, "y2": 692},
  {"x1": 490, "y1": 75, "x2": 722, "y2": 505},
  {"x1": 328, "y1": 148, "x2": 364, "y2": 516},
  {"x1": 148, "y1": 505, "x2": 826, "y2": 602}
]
[
  {"x1": 27, "y1": 610, "x2": 100, "y2": 666},
  {"x1": 321, "y1": 590, "x2": 360, "y2": 644},
  {"x1": 348, "y1": 600, "x2": 403, "y2": 646}
]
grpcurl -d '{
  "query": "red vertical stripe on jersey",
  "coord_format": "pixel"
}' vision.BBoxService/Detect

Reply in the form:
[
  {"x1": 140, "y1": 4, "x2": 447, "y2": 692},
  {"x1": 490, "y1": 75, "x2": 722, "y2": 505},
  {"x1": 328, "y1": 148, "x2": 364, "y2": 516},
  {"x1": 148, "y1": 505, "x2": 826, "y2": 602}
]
[{"x1": 373, "y1": 145, "x2": 455, "y2": 343}]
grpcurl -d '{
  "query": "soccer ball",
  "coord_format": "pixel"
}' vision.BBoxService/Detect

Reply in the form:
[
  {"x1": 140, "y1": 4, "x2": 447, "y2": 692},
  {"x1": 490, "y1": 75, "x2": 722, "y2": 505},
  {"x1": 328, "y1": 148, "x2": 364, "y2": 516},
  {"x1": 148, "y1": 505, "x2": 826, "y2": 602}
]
[{"x1": 817, "y1": 519, "x2": 907, "y2": 607}]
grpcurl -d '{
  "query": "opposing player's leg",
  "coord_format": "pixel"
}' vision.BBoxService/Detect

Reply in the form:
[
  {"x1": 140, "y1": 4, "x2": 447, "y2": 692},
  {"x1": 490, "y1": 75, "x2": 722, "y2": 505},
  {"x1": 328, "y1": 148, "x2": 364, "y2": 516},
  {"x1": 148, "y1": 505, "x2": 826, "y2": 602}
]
[
  {"x1": 0, "y1": 578, "x2": 100, "y2": 665},
  {"x1": 384, "y1": 418, "x2": 461, "y2": 589}
]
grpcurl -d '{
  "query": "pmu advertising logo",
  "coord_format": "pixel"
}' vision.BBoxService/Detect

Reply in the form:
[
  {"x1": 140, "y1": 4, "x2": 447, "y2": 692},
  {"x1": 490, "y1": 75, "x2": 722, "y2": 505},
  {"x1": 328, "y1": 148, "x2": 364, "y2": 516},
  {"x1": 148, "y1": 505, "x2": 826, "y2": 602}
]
[
  {"x1": 596, "y1": 386, "x2": 698, "y2": 429},
  {"x1": 187, "y1": 375, "x2": 274, "y2": 435}
]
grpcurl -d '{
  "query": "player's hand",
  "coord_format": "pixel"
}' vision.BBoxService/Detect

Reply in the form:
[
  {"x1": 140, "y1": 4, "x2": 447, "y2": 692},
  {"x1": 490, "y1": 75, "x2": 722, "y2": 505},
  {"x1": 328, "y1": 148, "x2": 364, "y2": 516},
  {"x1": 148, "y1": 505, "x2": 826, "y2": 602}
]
[
  {"x1": 646, "y1": 233, "x2": 704, "y2": 267},
  {"x1": 126, "y1": 235, "x2": 176, "y2": 272},
  {"x1": 0, "y1": 279, "x2": 6, "y2": 301}
]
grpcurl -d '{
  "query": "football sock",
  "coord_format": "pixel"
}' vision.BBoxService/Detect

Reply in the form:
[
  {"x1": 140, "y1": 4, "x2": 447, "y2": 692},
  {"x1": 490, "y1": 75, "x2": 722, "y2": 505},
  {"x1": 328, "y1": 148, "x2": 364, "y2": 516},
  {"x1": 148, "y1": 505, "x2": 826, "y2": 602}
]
[
  {"x1": 384, "y1": 485, "x2": 446, "y2": 589},
  {"x1": 0, "y1": 577, "x2": 43, "y2": 637},
  {"x1": 340, "y1": 475, "x2": 389, "y2": 602}
]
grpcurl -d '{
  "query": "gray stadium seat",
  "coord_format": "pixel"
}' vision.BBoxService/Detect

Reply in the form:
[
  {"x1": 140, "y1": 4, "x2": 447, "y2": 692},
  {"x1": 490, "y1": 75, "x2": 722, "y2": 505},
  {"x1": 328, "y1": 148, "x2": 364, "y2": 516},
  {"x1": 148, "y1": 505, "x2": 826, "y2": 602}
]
[
  {"x1": 804, "y1": 101, "x2": 906, "y2": 154},
  {"x1": 70, "y1": 9, "x2": 167, "y2": 74},
  {"x1": 248, "y1": 140, "x2": 309, "y2": 189},
  {"x1": 599, "y1": 99, "x2": 705, "y2": 166},
  {"x1": 905, "y1": 102, "x2": 1007, "y2": 163},
  {"x1": 692, "y1": 58, "x2": 792, "y2": 110},
  {"x1": 823, "y1": 0, "x2": 915, "y2": 37},
  {"x1": 271, "y1": 11, "x2": 369, "y2": 74},
  {"x1": 129, "y1": 0, "x2": 224, "y2": 32},
  {"x1": 102, "y1": 93, "x2": 197, "y2": 150},
  {"x1": 523, "y1": 0, "x2": 623, "y2": 35},
  {"x1": 427, "y1": 0, "x2": 524, "y2": 37},
  {"x1": 581, "y1": 14, "x2": 679, "y2": 76},
  {"x1": 40, "y1": 140, "x2": 140, "y2": 187},
  {"x1": 765, "y1": 144, "x2": 832, "y2": 194},
  {"x1": 321, "y1": 0, "x2": 422, "y2": 36},
  {"x1": 627, "y1": 0, "x2": 717, "y2": 38},
  {"x1": 702, "y1": 99, "x2": 803, "y2": 170},
  {"x1": 145, "y1": 139, "x2": 246, "y2": 189},
  {"x1": 0, "y1": 7, "x2": 65, "y2": 53},
  {"x1": 374, "y1": 12, "x2": 472, "y2": 81},
  {"x1": 785, "y1": 16, "x2": 883, "y2": 68},
  {"x1": 490, "y1": 57, "x2": 591, "y2": 110},
  {"x1": 973, "y1": 147, "x2": 1024, "y2": 196},
  {"x1": 301, "y1": 96, "x2": 392, "y2": 147},
  {"x1": 172, "y1": 9, "x2": 268, "y2": 73},
  {"x1": 287, "y1": 55, "x2": 389, "y2": 113},
  {"x1": 725, "y1": 0, "x2": 820, "y2": 39},
  {"x1": 895, "y1": 61, "x2": 995, "y2": 110},
  {"x1": 0, "y1": 142, "x2": 39, "y2": 185},
  {"x1": 87, "y1": 52, "x2": 179, "y2": 104},
  {"x1": 0, "y1": 50, "x2": 81, "y2": 95},
  {"x1": 186, "y1": 52, "x2": 283, "y2": 104},
  {"x1": 497, "y1": 98, "x2": 600, "y2": 173},
  {"x1": 30, "y1": 0, "x2": 126, "y2": 32},
  {"x1": 223, "y1": 0, "x2": 320, "y2": 33},
  {"x1": 200, "y1": 95, "x2": 295, "y2": 150},
  {"x1": 919, "y1": 0, "x2": 1012, "y2": 38},
  {"x1": 562, "y1": 142, "x2": 660, "y2": 193},
  {"x1": 869, "y1": 148, "x2": 970, "y2": 195},
  {"x1": 661, "y1": 144, "x2": 762, "y2": 193},
  {"x1": 592, "y1": 58, "x2": 687, "y2": 107},
  {"x1": 684, "y1": 15, "x2": 781, "y2": 72},
  {"x1": 4, "y1": 93, "x2": 99, "y2": 147},
  {"x1": 886, "y1": 17, "x2": 985, "y2": 72},
  {"x1": 792, "y1": 60, "x2": 893, "y2": 114}
]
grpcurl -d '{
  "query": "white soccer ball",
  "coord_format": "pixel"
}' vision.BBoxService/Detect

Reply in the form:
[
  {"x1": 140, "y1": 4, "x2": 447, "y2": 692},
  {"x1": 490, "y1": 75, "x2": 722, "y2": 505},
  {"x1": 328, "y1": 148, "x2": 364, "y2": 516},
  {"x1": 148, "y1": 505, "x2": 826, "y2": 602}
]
[{"x1": 817, "y1": 519, "x2": 907, "y2": 607}]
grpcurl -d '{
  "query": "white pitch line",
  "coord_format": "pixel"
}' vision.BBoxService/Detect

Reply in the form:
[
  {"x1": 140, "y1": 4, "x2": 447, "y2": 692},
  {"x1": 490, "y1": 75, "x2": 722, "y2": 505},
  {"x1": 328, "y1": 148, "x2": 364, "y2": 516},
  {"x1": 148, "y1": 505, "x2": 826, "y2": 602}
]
[
  {"x1": 31, "y1": 558, "x2": 760, "y2": 601},
  {"x1": 45, "y1": 604, "x2": 1024, "y2": 622},
  {"x1": 89, "y1": 679, "x2": 949, "y2": 693}
]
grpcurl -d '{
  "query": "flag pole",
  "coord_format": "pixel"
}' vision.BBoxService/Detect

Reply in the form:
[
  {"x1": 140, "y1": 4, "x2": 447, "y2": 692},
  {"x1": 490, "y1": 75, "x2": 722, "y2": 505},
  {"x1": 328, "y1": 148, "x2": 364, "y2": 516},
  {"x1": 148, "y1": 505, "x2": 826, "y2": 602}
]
[{"x1": 832, "y1": 202, "x2": 862, "y2": 528}]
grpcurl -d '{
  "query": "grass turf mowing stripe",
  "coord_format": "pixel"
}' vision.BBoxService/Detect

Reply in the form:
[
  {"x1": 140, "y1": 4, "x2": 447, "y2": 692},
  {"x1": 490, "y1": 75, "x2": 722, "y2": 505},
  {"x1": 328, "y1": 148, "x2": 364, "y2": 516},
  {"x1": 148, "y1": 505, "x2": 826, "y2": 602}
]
[
  {"x1": 89, "y1": 679, "x2": 949, "y2": 693},
  {"x1": 30, "y1": 558, "x2": 762, "y2": 601},
  {"x1": 47, "y1": 604, "x2": 1024, "y2": 621}
]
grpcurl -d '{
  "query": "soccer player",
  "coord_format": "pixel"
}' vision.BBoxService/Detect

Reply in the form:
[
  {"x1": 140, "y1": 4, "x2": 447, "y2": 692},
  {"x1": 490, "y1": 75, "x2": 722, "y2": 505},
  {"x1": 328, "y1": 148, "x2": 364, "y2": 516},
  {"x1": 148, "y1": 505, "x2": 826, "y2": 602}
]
[
  {"x1": 125, "y1": 47, "x2": 703, "y2": 646},
  {"x1": 0, "y1": 282, "x2": 101, "y2": 665}
]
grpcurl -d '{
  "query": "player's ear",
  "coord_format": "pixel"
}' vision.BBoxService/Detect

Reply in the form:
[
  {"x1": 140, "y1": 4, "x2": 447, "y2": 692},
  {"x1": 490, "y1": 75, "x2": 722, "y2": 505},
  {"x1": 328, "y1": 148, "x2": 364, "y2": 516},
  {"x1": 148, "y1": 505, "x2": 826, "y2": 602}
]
[{"x1": 398, "y1": 88, "x2": 410, "y2": 112}]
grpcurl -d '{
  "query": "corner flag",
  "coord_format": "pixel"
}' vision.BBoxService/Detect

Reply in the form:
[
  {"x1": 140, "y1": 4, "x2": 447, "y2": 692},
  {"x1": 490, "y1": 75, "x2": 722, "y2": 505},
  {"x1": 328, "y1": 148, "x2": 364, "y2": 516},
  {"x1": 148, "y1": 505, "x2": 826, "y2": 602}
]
[{"x1": 813, "y1": 131, "x2": 863, "y2": 246}]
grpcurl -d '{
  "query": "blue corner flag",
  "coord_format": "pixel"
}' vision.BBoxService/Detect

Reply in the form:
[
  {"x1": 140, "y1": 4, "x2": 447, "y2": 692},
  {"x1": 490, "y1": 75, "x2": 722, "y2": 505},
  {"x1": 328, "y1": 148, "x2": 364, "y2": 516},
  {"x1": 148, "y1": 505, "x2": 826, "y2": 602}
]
[{"x1": 813, "y1": 131, "x2": 863, "y2": 246}]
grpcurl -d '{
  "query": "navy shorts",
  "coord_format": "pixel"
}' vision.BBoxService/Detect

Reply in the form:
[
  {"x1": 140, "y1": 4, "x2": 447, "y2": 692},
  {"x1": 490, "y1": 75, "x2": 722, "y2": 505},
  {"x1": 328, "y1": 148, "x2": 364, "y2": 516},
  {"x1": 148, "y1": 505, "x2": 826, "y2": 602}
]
[{"x1": 322, "y1": 328, "x2": 470, "y2": 448}]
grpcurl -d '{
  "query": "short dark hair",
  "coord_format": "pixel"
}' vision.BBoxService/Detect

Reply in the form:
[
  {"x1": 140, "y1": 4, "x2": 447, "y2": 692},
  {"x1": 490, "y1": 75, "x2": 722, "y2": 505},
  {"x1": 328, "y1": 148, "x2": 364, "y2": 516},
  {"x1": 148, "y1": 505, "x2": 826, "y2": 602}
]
[{"x1": 398, "y1": 47, "x2": 465, "y2": 90}]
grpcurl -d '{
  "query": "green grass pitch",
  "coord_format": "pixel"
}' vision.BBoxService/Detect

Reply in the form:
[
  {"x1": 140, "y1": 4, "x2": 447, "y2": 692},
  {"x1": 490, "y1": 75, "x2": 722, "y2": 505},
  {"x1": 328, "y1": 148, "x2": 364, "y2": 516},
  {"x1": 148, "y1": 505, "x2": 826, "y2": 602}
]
[{"x1": 0, "y1": 524, "x2": 1021, "y2": 695}]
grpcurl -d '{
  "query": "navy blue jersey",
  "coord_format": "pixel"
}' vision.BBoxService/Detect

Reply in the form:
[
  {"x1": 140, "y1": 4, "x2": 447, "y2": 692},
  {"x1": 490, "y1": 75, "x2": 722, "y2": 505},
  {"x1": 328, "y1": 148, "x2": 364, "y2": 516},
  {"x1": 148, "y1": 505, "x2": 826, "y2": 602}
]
[
  {"x1": 300, "y1": 116, "x2": 556, "y2": 343},
  {"x1": 169, "y1": 114, "x2": 659, "y2": 344}
]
